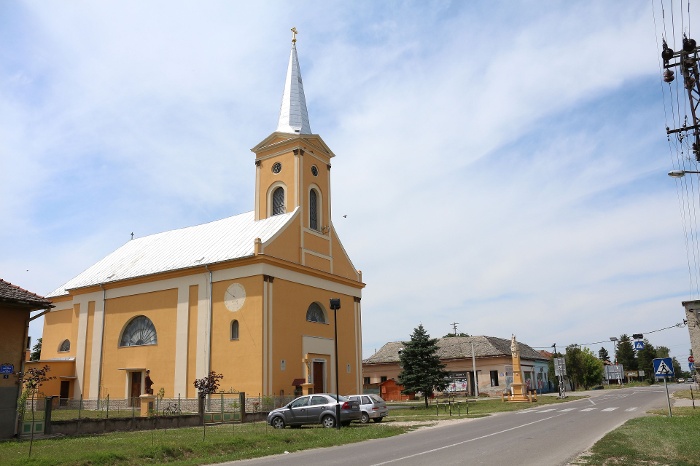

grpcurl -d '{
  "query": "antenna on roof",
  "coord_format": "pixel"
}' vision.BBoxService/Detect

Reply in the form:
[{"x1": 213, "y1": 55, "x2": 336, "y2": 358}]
[
  {"x1": 131, "y1": 232, "x2": 134, "y2": 240},
  {"x1": 450, "y1": 322, "x2": 459, "y2": 335}
]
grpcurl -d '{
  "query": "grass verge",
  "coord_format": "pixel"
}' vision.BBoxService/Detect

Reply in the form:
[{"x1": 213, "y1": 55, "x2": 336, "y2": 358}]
[{"x1": 572, "y1": 407, "x2": 700, "y2": 465}]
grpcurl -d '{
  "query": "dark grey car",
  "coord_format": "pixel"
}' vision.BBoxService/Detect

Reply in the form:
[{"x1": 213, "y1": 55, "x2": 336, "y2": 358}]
[{"x1": 267, "y1": 394, "x2": 361, "y2": 428}]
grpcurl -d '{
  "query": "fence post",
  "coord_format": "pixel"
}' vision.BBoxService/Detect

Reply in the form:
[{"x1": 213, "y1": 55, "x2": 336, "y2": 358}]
[
  {"x1": 44, "y1": 396, "x2": 54, "y2": 435},
  {"x1": 78, "y1": 394, "x2": 83, "y2": 420},
  {"x1": 239, "y1": 392, "x2": 246, "y2": 423},
  {"x1": 198, "y1": 395, "x2": 205, "y2": 426},
  {"x1": 106, "y1": 394, "x2": 110, "y2": 419}
]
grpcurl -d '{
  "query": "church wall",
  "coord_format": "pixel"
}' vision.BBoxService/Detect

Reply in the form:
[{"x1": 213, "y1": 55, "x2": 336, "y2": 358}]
[
  {"x1": 330, "y1": 229, "x2": 361, "y2": 281},
  {"x1": 41, "y1": 307, "x2": 76, "y2": 359},
  {"x1": 100, "y1": 289, "x2": 178, "y2": 399},
  {"x1": 81, "y1": 301, "x2": 96, "y2": 397},
  {"x1": 303, "y1": 253, "x2": 331, "y2": 273},
  {"x1": 303, "y1": 230, "x2": 330, "y2": 256},
  {"x1": 262, "y1": 214, "x2": 302, "y2": 264},
  {"x1": 186, "y1": 285, "x2": 198, "y2": 398},
  {"x1": 210, "y1": 277, "x2": 264, "y2": 395},
  {"x1": 269, "y1": 278, "x2": 359, "y2": 395},
  {"x1": 258, "y1": 150, "x2": 299, "y2": 218}
]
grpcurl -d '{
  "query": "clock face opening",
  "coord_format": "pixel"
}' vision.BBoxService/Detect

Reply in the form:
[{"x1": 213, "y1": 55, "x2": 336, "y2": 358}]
[
  {"x1": 224, "y1": 283, "x2": 246, "y2": 312},
  {"x1": 272, "y1": 162, "x2": 282, "y2": 174}
]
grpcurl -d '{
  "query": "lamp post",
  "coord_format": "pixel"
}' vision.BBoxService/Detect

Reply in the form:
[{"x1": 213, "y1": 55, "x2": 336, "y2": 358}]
[
  {"x1": 329, "y1": 298, "x2": 341, "y2": 430},
  {"x1": 669, "y1": 170, "x2": 700, "y2": 177}
]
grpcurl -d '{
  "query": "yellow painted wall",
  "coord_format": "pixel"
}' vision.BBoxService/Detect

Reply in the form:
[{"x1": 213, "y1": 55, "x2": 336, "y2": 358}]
[
  {"x1": 210, "y1": 277, "x2": 264, "y2": 394},
  {"x1": 303, "y1": 230, "x2": 330, "y2": 256},
  {"x1": 40, "y1": 307, "x2": 75, "y2": 359},
  {"x1": 263, "y1": 214, "x2": 302, "y2": 264},
  {"x1": 100, "y1": 289, "x2": 178, "y2": 399},
  {"x1": 186, "y1": 285, "x2": 198, "y2": 398},
  {"x1": 330, "y1": 229, "x2": 360, "y2": 281},
  {"x1": 0, "y1": 307, "x2": 28, "y2": 391},
  {"x1": 24, "y1": 360, "x2": 76, "y2": 398},
  {"x1": 304, "y1": 254, "x2": 331, "y2": 273},
  {"x1": 258, "y1": 151, "x2": 299, "y2": 218},
  {"x1": 269, "y1": 279, "x2": 358, "y2": 395}
]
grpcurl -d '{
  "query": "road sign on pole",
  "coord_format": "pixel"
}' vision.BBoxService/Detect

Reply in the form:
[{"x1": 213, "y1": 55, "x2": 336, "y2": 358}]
[
  {"x1": 633, "y1": 340, "x2": 645, "y2": 351},
  {"x1": 653, "y1": 357, "x2": 675, "y2": 378}
]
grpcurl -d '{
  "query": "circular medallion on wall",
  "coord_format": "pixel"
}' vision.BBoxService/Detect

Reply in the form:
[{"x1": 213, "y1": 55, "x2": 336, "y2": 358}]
[
  {"x1": 272, "y1": 162, "x2": 282, "y2": 174},
  {"x1": 311, "y1": 165, "x2": 318, "y2": 176},
  {"x1": 224, "y1": 283, "x2": 246, "y2": 312}
]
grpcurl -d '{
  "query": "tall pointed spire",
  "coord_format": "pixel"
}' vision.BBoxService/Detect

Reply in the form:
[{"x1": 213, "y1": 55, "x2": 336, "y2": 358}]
[{"x1": 276, "y1": 27, "x2": 312, "y2": 135}]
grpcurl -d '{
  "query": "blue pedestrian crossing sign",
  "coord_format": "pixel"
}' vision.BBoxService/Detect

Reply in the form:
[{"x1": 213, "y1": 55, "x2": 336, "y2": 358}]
[
  {"x1": 690, "y1": 362, "x2": 696, "y2": 372},
  {"x1": 653, "y1": 358, "x2": 674, "y2": 377},
  {"x1": 633, "y1": 340, "x2": 645, "y2": 350}
]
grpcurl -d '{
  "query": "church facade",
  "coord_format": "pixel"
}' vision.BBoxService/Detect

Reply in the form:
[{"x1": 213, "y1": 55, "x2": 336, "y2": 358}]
[{"x1": 38, "y1": 36, "x2": 364, "y2": 402}]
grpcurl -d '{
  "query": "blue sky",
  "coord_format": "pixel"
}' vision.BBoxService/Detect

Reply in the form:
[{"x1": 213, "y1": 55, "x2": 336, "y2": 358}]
[{"x1": 2, "y1": 1, "x2": 696, "y2": 362}]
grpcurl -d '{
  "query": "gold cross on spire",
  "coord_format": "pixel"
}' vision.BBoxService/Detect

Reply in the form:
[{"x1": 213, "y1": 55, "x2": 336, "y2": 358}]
[{"x1": 291, "y1": 27, "x2": 298, "y2": 44}]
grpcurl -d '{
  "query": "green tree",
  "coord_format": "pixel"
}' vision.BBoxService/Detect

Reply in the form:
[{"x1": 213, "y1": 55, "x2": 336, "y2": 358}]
[
  {"x1": 672, "y1": 357, "x2": 684, "y2": 379},
  {"x1": 398, "y1": 324, "x2": 449, "y2": 408},
  {"x1": 616, "y1": 335, "x2": 637, "y2": 371},
  {"x1": 580, "y1": 348, "x2": 605, "y2": 389},
  {"x1": 598, "y1": 347, "x2": 610, "y2": 363},
  {"x1": 29, "y1": 338, "x2": 42, "y2": 361},
  {"x1": 443, "y1": 332, "x2": 470, "y2": 337},
  {"x1": 656, "y1": 346, "x2": 671, "y2": 358},
  {"x1": 635, "y1": 339, "x2": 656, "y2": 383},
  {"x1": 565, "y1": 345, "x2": 584, "y2": 391}
]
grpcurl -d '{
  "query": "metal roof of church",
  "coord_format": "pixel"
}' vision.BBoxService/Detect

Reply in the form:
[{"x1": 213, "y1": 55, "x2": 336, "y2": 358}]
[
  {"x1": 276, "y1": 40, "x2": 311, "y2": 135},
  {"x1": 363, "y1": 336, "x2": 548, "y2": 364},
  {"x1": 48, "y1": 209, "x2": 297, "y2": 297}
]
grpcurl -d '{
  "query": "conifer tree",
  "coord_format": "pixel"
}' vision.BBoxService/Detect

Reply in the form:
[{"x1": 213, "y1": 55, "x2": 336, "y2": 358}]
[
  {"x1": 398, "y1": 324, "x2": 449, "y2": 408},
  {"x1": 598, "y1": 346, "x2": 610, "y2": 363},
  {"x1": 615, "y1": 334, "x2": 637, "y2": 371}
]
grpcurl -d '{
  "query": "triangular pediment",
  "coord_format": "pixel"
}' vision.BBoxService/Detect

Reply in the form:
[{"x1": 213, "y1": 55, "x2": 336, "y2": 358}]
[{"x1": 251, "y1": 132, "x2": 335, "y2": 158}]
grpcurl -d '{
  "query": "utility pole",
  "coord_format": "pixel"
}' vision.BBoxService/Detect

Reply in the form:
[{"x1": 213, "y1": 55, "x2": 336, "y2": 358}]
[
  {"x1": 450, "y1": 322, "x2": 459, "y2": 335},
  {"x1": 662, "y1": 36, "x2": 700, "y2": 159}
]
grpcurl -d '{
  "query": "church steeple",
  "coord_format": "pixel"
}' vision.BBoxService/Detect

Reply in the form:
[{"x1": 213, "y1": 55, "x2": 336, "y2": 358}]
[{"x1": 276, "y1": 27, "x2": 311, "y2": 135}]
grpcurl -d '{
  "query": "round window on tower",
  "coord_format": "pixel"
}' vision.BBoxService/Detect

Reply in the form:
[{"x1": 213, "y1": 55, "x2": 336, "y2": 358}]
[
  {"x1": 311, "y1": 165, "x2": 318, "y2": 176},
  {"x1": 272, "y1": 162, "x2": 282, "y2": 174}
]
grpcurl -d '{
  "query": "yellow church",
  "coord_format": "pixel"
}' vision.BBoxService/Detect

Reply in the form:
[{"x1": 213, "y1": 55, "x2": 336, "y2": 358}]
[{"x1": 37, "y1": 34, "x2": 364, "y2": 404}]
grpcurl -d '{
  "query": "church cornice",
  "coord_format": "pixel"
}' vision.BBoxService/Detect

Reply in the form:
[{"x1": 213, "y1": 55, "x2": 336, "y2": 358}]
[{"x1": 251, "y1": 132, "x2": 335, "y2": 159}]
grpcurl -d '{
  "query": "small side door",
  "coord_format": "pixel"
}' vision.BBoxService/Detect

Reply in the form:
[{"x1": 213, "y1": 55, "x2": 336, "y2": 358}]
[
  {"x1": 307, "y1": 395, "x2": 329, "y2": 423},
  {"x1": 286, "y1": 396, "x2": 310, "y2": 424}
]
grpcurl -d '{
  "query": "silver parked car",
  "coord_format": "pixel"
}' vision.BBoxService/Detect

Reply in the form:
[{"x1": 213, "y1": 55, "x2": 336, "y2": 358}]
[
  {"x1": 347, "y1": 394, "x2": 389, "y2": 423},
  {"x1": 267, "y1": 394, "x2": 361, "y2": 428}
]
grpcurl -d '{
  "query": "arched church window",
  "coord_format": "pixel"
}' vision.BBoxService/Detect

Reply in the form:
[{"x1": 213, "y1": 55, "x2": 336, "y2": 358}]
[
  {"x1": 272, "y1": 187, "x2": 285, "y2": 215},
  {"x1": 119, "y1": 316, "x2": 158, "y2": 347},
  {"x1": 58, "y1": 339, "x2": 70, "y2": 352},
  {"x1": 309, "y1": 189, "x2": 319, "y2": 230},
  {"x1": 306, "y1": 302, "x2": 327, "y2": 324},
  {"x1": 231, "y1": 320, "x2": 239, "y2": 340}
]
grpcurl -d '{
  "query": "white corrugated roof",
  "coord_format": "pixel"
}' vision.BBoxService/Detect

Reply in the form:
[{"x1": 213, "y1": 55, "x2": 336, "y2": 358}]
[{"x1": 48, "y1": 209, "x2": 297, "y2": 297}]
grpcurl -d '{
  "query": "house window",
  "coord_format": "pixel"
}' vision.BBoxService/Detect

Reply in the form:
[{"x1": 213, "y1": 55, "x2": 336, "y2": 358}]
[
  {"x1": 309, "y1": 189, "x2": 319, "y2": 230},
  {"x1": 380, "y1": 376, "x2": 388, "y2": 383},
  {"x1": 272, "y1": 187, "x2": 285, "y2": 215},
  {"x1": 363, "y1": 377, "x2": 370, "y2": 385},
  {"x1": 490, "y1": 370, "x2": 499, "y2": 387},
  {"x1": 58, "y1": 339, "x2": 70, "y2": 352},
  {"x1": 231, "y1": 320, "x2": 239, "y2": 340},
  {"x1": 306, "y1": 302, "x2": 327, "y2": 323},
  {"x1": 119, "y1": 316, "x2": 157, "y2": 347}
]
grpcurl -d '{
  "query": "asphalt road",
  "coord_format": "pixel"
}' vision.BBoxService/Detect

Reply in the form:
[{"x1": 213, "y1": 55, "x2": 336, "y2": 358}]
[{"x1": 216, "y1": 385, "x2": 678, "y2": 466}]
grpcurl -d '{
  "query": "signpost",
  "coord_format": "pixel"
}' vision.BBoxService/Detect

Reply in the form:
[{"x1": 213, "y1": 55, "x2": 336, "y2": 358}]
[
  {"x1": 633, "y1": 340, "x2": 645, "y2": 351},
  {"x1": 553, "y1": 357, "x2": 566, "y2": 398},
  {"x1": 605, "y1": 364, "x2": 624, "y2": 386},
  {"x1": 653, "y1": 357, "x2": 674, "y2": 417}
]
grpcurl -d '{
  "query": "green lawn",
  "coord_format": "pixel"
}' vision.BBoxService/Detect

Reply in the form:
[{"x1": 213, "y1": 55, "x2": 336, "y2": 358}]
[{"x1": 572, "y1": 407, "x2": 700, "y2": 465}]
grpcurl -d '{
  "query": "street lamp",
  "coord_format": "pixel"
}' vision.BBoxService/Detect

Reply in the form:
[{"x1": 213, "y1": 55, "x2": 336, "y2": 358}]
[
  {"x1": 669, "y1": 170, "x2": 700, "y2": 177},
  {"x1": 609, "y1": 337, "x2": 618, "y2": 363},
  {"x1": 329, "y1": 298, "x2": 341, "y2": 430}
]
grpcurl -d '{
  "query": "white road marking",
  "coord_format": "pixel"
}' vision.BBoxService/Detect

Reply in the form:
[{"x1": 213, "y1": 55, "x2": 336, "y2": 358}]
[
  {"x1": 601, "y1": 407, "x2": 618, "y2": 412},
  {"x1": 624, "y1": 407, "x2": 638, "y2": 412},
  {"x1": 370, "y1": 413, "x2": 566, "y2": 465},
  {"x1": 580, "y1": 408, "x2": 596, "y2": 412},
  {"x1": 558, "y1": 408, "x2": 576, "y2": 412}
]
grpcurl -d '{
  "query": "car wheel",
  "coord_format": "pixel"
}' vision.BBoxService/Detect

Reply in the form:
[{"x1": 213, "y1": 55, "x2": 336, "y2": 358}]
[
  {"x1": 322, "y1": 415, "x2": 336, "y2": 428},
  {"x1": 271, "y1": 417, "x2": 285, "y2": 429},
  {"x1": 360, "y1": 412, "x2": 370, "y2": 424},
  {"x1": 372, "y1": 417, "x2": 384, "y2": 423}
]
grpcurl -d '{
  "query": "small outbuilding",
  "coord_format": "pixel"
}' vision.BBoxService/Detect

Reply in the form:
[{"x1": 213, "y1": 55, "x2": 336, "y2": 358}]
[{"x1": 0, "y1": 279, "x2": 53, "y2": 438}]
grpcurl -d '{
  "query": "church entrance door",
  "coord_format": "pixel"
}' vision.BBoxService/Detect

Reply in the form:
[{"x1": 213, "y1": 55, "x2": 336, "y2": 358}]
[
  {"x1": 313, "y1": 361, "x2": 324, "y2": 394},
  {"x1": 130, "y1": 372, "x2": 142, "y2": 407}
]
